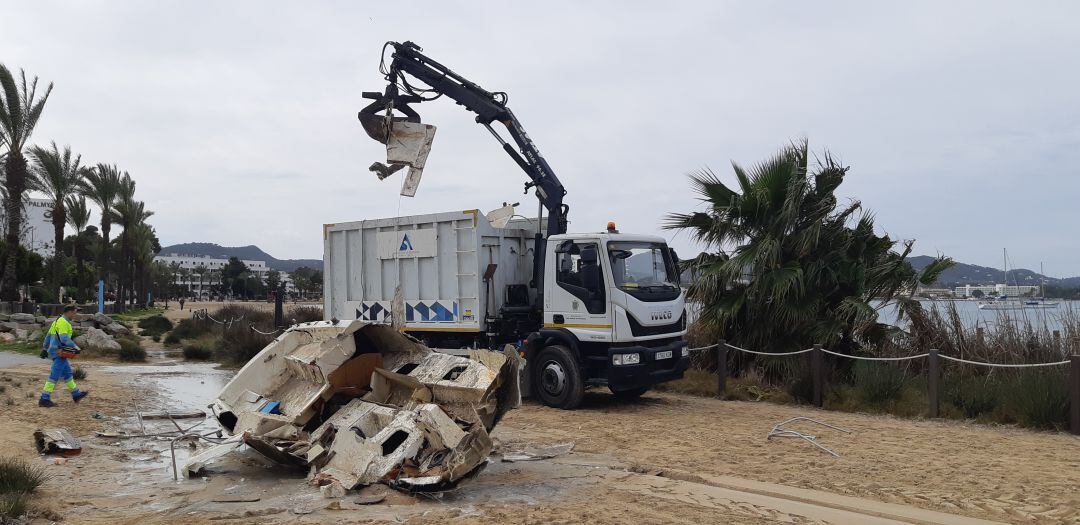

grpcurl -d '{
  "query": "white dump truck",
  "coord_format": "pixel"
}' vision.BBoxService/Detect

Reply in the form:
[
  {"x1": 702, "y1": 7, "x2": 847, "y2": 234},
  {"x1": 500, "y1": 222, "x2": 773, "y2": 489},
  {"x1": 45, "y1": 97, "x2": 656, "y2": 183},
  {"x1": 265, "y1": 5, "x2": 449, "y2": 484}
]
[
  {"x1": 324, "y1": 209, "x2": 689, "y2": 409},
  {"x1": 337, "y1": 41, "x2": 689, "y2": 408}
]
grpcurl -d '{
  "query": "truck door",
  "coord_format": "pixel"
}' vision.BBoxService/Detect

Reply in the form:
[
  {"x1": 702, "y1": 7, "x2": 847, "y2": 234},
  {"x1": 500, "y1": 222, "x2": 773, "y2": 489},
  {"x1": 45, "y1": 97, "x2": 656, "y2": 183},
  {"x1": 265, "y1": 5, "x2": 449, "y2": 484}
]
[{"x1": 546, "y1": 240, "x2": 611, "y2": 342}]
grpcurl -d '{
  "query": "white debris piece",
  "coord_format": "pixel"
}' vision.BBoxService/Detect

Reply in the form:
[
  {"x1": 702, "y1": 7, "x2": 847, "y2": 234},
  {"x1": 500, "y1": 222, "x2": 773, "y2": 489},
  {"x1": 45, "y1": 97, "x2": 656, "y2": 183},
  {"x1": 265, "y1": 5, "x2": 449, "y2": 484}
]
[{"x1": 191, "y1": 320, "x2": 518, "y2": 493}]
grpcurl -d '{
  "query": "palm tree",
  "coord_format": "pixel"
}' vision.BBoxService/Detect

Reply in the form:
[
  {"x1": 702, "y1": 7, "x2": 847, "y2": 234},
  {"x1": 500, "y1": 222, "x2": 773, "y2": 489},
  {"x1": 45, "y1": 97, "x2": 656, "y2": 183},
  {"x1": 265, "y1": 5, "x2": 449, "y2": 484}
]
[
  {"x1": 65, "y1": 195, "x2": 91, "y2": 301},
  {"x1": 192, "y1": 265, "x2": 207, "y2": 300},
  {"x1": 108, "y1": 176, "x2": 152, "y2": 308},
  {"x1": 29, "y1": 142, "x2": 86, "y2": 290},
  {"x1": 666, "y1": 141, "x2": 952, "y2": 356},
  {"x1": 177, "y1": 266, "x2": 192, "y2": 299},
  {"x1": 0, "y1": 64, "x2": 53, "y2": 300},
  {"x1": 167, "y1": 261, "x2": 181, "y2": 299},
  {"x1": 81, "y1": 164, "x2": 123, "y2": 289},
  {"x1": 129, "y1": 222, "x2": 157, "y2": 306}
]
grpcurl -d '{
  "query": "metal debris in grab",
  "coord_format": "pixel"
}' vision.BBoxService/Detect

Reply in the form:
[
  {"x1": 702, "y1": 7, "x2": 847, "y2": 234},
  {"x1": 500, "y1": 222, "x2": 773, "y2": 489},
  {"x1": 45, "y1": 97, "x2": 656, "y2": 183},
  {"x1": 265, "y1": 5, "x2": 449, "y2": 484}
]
[{"x1": 766, "y1": 416, "x2": 850, "y2": 458}]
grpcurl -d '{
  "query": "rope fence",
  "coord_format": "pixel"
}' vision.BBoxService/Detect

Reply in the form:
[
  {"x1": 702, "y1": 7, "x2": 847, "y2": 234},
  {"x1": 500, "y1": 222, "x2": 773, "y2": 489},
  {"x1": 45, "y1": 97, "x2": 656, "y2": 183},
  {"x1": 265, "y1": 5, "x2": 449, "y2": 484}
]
[
  {"x1": 192, "y1": 308, "x2": 286, "y2": 336},
  {"x1": 689, "y1": 339, "x2": 1080, "y2": 435}
]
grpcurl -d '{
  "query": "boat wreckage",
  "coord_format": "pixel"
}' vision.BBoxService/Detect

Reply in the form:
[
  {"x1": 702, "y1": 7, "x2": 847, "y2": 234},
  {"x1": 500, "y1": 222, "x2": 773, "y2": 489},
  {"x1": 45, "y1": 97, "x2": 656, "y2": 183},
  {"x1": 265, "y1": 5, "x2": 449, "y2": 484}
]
[{"x1": 185, "y1": 320, "x2": 520, "y2": 493}]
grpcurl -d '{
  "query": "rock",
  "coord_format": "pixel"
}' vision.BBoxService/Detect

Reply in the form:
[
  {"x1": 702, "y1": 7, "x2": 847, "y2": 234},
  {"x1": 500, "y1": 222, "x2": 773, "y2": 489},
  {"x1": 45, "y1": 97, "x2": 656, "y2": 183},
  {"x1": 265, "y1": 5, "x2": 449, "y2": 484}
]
[
  {"x1": 13, "y1": 329, "x2": 28, "y2": 340},
  {"x1": 0, "y1": 332, "x2": 14, "y2": 342},
  {"x1": 73, "y1": 313, "x2": 93, "y2": 322},
  {"x1": 0, "y1": 314, "x2": 9, "y2": 321},
  {"x1": 91, "y1": 313, "x2": 114, "y2": 326},
  {"x1": 102, "y1": 322, "x2": 130, "y2": 335},
  {"x1": 34, "y1": 316, "x2": 47, "y2": 324},
  {"x1": 9, "y1": 313, "x2": 35, "y2": 323},
  {"x1": 74, "y1": 328, "x2": 121, "y2": 352},
  {"x1": 0, "y1": 322, "x2": 14, "y2": 333},
  {"x1": 28, "y1": 331, "x2": 41, "y2": 341},
  {"x1": 16, "y1": 323, "x2": 39, "y2": 332}
]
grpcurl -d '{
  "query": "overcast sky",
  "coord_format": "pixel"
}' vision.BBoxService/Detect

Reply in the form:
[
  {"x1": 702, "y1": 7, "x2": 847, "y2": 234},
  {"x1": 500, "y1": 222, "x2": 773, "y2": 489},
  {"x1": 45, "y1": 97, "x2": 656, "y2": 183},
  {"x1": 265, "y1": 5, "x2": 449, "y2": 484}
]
[{"x1": 4, "y1": 1, "x2": 1079, "y2": 274}]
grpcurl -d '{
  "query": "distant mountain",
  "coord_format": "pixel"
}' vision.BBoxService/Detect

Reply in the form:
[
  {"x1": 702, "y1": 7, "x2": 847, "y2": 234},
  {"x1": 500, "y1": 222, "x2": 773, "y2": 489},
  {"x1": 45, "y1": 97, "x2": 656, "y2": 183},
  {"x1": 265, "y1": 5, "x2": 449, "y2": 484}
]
[
  {"x1": 158, "y1": 242, "x2": 321, "y2": 272},
  {"x1": 907, "y1": 255, "x2": 1080, "y2": 287}
]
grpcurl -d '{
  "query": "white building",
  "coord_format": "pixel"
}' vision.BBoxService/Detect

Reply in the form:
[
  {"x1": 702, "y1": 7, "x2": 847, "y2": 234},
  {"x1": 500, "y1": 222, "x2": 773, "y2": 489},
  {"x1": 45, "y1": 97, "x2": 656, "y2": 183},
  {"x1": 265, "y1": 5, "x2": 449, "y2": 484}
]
[
  {"x1": 154, "y1": 253, "x2": 293, "y2": 299},
  {"x1": 0, "y1": 197, "x2": 56, "y2": 257},
  {"x1": 954, "y1": 284, "x2": 1039, "y2": 298}
]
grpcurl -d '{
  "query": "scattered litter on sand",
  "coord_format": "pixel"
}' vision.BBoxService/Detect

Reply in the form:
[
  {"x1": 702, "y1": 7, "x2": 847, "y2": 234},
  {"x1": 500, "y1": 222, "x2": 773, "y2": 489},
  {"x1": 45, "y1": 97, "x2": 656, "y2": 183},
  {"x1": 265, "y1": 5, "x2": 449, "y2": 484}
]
[
  {"x1": 766, "y1": 416, "x2": 851, "y2": 457},
  {"x1": 34, "y1": 428, "x2": 83, "y2": 455},
  {"x1": 189, "y1": 320, "x2": 520, "y2": 496},
  {"x1": 500, "y1": 442, "x2": 575, "y2": 462}
]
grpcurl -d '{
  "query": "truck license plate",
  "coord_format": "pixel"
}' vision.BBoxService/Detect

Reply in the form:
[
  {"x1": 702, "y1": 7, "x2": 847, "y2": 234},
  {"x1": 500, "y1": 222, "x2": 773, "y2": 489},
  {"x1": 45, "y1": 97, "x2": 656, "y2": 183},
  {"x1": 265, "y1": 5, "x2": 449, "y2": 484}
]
[{"x1": 655, "y1": 350, "x2": 672, "y2": 360}]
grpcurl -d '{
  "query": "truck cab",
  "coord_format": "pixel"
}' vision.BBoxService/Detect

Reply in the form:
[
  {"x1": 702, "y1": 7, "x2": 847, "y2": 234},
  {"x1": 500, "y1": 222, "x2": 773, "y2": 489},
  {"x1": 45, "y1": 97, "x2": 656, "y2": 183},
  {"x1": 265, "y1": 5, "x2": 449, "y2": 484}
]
[{"x1": 525, "y1": 228, "x2": 690, "y2": 409}]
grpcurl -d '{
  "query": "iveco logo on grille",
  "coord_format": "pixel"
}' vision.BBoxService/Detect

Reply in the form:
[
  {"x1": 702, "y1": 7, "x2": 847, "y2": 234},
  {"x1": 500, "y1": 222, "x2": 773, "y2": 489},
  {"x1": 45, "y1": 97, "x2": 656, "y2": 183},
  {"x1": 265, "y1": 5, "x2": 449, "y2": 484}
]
[{"x1": 650, "y1": 310, "x2": 673, "y2": 321}]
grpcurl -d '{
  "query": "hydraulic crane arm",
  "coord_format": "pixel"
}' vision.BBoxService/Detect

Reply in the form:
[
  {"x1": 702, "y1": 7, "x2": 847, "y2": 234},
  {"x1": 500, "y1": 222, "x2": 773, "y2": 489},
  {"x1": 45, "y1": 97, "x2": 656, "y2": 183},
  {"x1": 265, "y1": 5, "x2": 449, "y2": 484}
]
[{"x1": 358, "y1": 41, "x2": 569, "y2": 238}]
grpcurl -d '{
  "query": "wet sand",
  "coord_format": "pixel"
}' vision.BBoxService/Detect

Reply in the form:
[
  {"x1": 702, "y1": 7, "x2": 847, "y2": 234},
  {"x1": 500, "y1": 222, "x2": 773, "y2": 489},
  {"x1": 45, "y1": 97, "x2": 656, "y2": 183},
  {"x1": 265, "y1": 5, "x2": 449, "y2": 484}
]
[{"x1": 1, "y1": 348, "x2": 1076, "y2": 524}]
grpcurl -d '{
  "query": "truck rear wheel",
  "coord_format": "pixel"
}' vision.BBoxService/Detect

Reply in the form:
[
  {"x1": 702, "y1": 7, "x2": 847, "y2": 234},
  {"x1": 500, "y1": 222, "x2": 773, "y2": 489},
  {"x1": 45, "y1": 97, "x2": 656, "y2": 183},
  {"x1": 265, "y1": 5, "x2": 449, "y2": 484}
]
[
  {"x1": 532, "y1": 345, "x2": 584, "y2": 409},
  {"x1": 610, "y1": 386, "x2": 649, "y2": 399}
]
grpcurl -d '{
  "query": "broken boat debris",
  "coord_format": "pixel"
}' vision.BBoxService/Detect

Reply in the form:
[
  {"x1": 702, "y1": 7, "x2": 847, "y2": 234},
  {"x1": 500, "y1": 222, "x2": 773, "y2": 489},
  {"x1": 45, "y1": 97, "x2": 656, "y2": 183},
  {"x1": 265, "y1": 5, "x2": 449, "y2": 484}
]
[
  {"x1": 34, "y1": 428, "x2": 83, "y2": 456},
  {"x1": 187, "y1": 320, "x2": 519, "y2": 493}
]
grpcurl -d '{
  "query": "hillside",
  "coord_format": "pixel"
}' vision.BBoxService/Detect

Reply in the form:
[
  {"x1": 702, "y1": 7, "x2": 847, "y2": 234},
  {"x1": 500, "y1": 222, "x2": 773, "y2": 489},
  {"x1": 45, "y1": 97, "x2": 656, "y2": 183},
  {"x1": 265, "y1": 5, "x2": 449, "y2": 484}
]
[
  {"x1": 906, "y1": 255, "x2": 1080, "y2": 287},
  {"x1": 158, "y1": 242, "x2": 321, "y2": 272}
]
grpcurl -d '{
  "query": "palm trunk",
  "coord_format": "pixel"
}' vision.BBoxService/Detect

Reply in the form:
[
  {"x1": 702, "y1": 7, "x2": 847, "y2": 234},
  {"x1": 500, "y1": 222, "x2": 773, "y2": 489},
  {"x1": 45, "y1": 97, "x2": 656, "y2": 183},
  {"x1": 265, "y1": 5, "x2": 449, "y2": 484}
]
[
  {"x1": 51, "y1": 203, "x2": 65, "y2": 297},
  {"x1": 99, "y1": 219, "x2": 110, "y2": 284},
  {"x1": 1, "y1": 155, "x2": 29, "y2": 301}
]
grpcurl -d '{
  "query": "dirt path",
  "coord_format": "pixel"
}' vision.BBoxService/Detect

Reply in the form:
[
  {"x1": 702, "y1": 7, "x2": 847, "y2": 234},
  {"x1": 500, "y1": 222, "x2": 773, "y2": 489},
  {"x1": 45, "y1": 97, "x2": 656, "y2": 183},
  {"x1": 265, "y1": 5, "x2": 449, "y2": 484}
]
[{"x1": 1, "y1": 352, "x2": 1076, "y2": 524}]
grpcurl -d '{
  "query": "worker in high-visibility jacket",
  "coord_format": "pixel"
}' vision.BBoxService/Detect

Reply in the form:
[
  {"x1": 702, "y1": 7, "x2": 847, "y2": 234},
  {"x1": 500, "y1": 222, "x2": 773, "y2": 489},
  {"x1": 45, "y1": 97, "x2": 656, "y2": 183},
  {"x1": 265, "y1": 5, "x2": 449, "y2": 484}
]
[{"x1": 39, "y1": 305, "x2": 89, "y2": 407}]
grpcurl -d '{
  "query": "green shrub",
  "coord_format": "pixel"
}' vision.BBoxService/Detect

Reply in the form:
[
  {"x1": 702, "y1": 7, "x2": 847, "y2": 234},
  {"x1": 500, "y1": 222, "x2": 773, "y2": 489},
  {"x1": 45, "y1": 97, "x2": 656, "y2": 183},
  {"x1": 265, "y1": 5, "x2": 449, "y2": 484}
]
[
  {"x1": 117, "y1": 337, "x2": 147, "y2": 362},
  {"x1": 28, "y1": 286, "x2": 50, "y2": 304},
  {"x1": 945, "y1": 376, "x2": 999, "y2": 418},
  {"x1": 170, "y1": 318, "x2": 211, "y2": 341},
  {"x1": 0, "y1": 456, "x2": 51, "y2": 494},
  {"x1": 138, "y1": 315, "x2": 174, "y2": 337},
  {"x1": 1003, "y1": 370, "x2": 1069, "y2": 430},
  {"x1": 0, "y1": 493, "x2": 28, "y2": 520},
  {"x1": 163, "y1": 332, "x2": 181, "y2": 346},
  {"x1": 182, "y1": 335, "x2": 215, "y2": 361},
  {"x1": 851, "y1": 361, "x2": 907, "y2": 405},
  {"x1": 216, "y1": 324, "x2": 273, "y2": 365},
  {"x1": 783, "y1": 362, "x2": 816, "y2": 403},
  {"x1": 72, "y1": 366, "x2": 87, "y2": 381},
  {"x1": 151, "y1": 334, "x2": 161, "y2": 342}
]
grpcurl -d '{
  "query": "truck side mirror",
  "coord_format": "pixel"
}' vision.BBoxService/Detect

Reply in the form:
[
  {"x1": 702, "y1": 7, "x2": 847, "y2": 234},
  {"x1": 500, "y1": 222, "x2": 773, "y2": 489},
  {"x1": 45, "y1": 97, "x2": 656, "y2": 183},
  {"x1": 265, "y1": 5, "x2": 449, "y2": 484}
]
[{"x1": 555, "y1": 240, "x2": 574, "y2": 254}]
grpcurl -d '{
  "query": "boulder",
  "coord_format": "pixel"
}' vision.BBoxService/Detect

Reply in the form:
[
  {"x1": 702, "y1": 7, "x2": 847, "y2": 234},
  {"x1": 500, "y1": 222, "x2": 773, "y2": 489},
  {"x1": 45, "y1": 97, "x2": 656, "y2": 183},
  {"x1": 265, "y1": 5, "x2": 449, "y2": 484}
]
[
  {"x1": 102, "y1": 322, "x2": 130, "y2": 336},
  {"x1": 74, "y1": 328, "x2": 121, "y2": 352},
  {"x1": 13, "y1": 329, "x2": 28, "y2": 340},
  {"x1": 0, "y1": 322, "x2": 14, "y2": 333},
  {"x1": 0, "y1": 313, "x2": 9, "y2": 322},
  {"x1": 9, "y1": 313, "x2": 35, "y2": 323},
  {"x1": 34, "y1": 316, "x2": 47, "y2": 324},
  {"x1": 28, "y1": 331, "x2": 41, "y2": 341},
  {"x1": 73, "y1": 313, "x2": 93, "y2": 322},
  {"x1": 0, "y1": 332, "x2": 14, "y2": 342},
  {"x1": 16, "y1": 323, "x2": 39, "y2": 332},
  {"x1": 91, "y1": 313, "x2": 114, "y2": 326}
]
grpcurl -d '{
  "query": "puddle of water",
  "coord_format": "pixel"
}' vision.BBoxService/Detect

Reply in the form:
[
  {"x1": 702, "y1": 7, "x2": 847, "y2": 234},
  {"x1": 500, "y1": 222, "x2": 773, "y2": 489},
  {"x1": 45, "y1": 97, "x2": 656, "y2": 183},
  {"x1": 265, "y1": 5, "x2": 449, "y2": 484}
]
[
  {"x1": 99, "y1": 358, "x2": 235, "y2": 480},
  {"x1": 0, "y1": 351, "x2": 41, "y2": 368}
]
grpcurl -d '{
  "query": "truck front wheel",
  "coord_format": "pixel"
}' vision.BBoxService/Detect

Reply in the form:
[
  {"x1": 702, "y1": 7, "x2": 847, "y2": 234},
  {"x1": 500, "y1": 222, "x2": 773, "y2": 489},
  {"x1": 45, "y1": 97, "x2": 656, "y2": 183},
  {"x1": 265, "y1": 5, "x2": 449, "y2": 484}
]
[{"x1": 532, "y1": 345, "x2": 584, "y2": 409}]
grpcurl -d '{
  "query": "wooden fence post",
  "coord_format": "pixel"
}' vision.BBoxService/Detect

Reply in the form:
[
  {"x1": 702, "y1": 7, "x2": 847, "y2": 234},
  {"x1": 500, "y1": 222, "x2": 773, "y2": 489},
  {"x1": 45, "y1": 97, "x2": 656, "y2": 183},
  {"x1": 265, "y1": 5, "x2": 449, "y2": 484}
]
[
  {"x1": 716, "y1": 339, "x2": 727, "y2": 398},
  {"x1": 1070, "y1": 355, "x2": 1080, "y2": 436},
  {"x1": 811, "y1": 344, "x2": 823, "y2": 407},
  {"x1": 928, "y1": 349, "x2": 940, "y2": 418}
]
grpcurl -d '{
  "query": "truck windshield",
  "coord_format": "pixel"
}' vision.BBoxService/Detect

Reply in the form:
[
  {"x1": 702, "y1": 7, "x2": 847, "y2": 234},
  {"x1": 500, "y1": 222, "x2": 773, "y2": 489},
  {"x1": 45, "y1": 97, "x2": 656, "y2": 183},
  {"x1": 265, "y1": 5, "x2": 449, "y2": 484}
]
[{"x1": 607, "y1": 242, "x2": 678, "y2": 292}]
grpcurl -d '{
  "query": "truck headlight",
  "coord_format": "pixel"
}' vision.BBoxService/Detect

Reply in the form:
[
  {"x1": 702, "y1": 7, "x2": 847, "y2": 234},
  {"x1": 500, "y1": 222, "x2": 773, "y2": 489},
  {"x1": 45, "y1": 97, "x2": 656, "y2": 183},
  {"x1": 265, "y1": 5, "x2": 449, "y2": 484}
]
[
  {"x1": 681, "y1": 347, "x2": 689, "y2": 357},
  {"x1": 612, "y1": 353, "x2": 641, "y2": 366}
]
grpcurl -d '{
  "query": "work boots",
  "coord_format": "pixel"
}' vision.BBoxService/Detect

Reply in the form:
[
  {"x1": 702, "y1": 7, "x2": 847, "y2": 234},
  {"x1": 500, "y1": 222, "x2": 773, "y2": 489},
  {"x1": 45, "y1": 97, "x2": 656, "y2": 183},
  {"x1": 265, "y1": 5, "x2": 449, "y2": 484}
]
[
  {"x1": 72, "y1": 390, "x2": 89, "y2": 403},
  {"x1": 38, "y1": 398, "x2": 57, "y2": 408}
]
